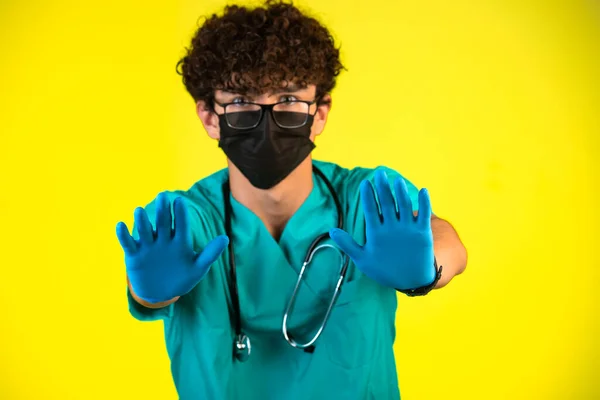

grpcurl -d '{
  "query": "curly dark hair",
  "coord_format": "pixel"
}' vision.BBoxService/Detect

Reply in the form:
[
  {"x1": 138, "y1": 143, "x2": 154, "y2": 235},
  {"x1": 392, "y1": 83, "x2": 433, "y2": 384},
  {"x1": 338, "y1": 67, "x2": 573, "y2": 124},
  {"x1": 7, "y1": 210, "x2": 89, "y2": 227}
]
[{"x1": 176, "y1": 0, "x2": 345, "y2": 108}]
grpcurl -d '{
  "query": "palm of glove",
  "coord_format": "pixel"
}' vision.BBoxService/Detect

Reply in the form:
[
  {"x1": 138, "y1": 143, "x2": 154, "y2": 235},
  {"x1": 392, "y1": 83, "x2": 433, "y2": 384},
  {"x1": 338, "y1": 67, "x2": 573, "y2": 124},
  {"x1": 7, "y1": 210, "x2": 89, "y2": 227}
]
[
  {"x1": 116, "y1": 194, "x2": 229, "y2": 304},
  {"x1": 330, "y1": 170, "x2": 436, "y2": 291}
]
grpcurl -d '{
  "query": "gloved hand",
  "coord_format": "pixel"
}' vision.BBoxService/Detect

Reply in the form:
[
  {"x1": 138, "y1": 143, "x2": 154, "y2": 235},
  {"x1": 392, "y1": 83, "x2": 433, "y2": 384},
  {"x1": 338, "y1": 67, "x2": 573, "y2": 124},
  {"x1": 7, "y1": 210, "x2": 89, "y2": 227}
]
[
  {"x1": 116, "y1": 193, "x2": 229, "y2": 304},
  {"x1": 329, "y1": 169, "x2": 437, "y2": 291}
]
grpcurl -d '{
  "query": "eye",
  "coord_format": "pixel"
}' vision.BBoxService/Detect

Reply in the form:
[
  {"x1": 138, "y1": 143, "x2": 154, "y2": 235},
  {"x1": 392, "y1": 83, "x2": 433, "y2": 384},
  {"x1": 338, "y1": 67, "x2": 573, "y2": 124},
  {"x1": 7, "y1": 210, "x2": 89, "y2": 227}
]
[
  {"x1": 279, "y1": 95, "x2": 298, "y2": 103},
  {"x1": 231, "y1": 97, "x2": 249, "y2": 104}
]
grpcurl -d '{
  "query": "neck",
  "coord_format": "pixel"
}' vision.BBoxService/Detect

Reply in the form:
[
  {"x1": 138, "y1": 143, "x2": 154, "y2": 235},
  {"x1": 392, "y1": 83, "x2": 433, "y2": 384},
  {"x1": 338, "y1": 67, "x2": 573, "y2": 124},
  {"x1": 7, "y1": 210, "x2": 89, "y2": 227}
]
[{"x1": 228, "y1": 158, "x2": 314, "y2": 240}]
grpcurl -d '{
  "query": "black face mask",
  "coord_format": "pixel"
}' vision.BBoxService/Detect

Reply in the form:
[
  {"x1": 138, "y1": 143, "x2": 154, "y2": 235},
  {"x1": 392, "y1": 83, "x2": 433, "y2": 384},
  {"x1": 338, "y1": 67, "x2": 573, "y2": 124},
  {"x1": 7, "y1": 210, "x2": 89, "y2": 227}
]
[{"x1": 218, "y1": 110, "x2": 316, "y2": 190}]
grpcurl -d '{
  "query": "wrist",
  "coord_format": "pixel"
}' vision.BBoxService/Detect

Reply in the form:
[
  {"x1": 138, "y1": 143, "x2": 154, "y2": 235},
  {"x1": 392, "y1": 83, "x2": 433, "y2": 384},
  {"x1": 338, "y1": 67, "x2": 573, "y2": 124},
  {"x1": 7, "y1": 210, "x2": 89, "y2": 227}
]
[
  {"x1": 135, "y1": 293, "x2": 179, "y2": 309},
  {"x1": 396, "y1": 258, "x2": 442, "y2": 297},
  {"x1": 127, "y1": 277, "x2": 179, "y2": 309}
]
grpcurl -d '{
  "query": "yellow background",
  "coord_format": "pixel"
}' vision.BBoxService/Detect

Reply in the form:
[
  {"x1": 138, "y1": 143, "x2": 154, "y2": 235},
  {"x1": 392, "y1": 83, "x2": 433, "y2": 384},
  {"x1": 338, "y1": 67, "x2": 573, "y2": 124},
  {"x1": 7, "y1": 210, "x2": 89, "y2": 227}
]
[{"x1": 1, "y1": 0, "x2": 598, "y2": 398}]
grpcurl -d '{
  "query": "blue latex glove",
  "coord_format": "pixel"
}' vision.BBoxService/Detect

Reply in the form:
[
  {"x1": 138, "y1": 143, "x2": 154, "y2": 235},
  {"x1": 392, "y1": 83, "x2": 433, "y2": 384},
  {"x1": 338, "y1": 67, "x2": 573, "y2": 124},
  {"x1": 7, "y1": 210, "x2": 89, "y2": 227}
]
[
  {"x1": 116, "y1": 193, "x2": 229, "y2": 304},
  {"x1": 329, "y1": 169, "x2": 437, "y2": 291}
]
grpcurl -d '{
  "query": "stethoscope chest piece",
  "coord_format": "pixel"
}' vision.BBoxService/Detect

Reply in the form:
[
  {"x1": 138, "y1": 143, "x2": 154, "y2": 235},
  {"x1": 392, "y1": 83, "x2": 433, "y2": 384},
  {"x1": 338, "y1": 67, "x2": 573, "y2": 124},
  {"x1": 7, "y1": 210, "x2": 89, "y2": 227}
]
[{"x1": 234, "y1": 333, "x2": 251, "y2": 362}]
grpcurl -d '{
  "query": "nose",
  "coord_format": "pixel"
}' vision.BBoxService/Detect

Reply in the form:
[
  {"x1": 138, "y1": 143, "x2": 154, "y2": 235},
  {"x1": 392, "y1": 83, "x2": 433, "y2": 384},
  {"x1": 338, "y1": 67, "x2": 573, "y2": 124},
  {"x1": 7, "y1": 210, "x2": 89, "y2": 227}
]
[{"x1": 260, "y1": 108, "x2": 277, "y2": 139}]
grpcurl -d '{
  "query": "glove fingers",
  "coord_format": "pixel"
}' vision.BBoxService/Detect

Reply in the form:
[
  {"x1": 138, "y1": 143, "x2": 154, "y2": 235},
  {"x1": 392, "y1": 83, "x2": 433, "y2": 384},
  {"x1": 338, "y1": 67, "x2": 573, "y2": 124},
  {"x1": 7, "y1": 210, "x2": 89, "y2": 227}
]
[
  {"x1": 374, "y1": 169, "x2": 397, "y2": 222},
  {"x1": 329, "y1": 228, "x2": 363, "y2": 262},
  {"x1": 116, "y1": 222, "x2": 137, "y2": 255},
  {"x1": 155, "y1": 193, "x2": 173, "y2": 241},
  {"x1": 134, "y1": 207, "x2": 154, "y2": 244},
  {"x1": 393, "y1": 177, "x2": 414, "y2": 223},
  {"x1": 417, "y1": 188, "x2": 432, "y2": 228},
  {"x1": 360, "y1": 180, "x2": 381, "y2": 232},
  {"x1": 193, "y1": 235, "x2": 230, "y2": 280},
  {"x1": 173, "y1": 197, "x2": 192, "y2": 249}
]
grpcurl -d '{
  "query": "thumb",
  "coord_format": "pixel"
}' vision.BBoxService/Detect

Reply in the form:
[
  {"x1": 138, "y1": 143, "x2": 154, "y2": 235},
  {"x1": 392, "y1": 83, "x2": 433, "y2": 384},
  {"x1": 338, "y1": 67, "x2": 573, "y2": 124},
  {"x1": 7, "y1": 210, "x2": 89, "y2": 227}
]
[
  {"x1": 329, "y1": 228, "x2": 363, "y2": 262},
  {"x1": 193, "y1": 235, "x2": 230, "y2": 279}
]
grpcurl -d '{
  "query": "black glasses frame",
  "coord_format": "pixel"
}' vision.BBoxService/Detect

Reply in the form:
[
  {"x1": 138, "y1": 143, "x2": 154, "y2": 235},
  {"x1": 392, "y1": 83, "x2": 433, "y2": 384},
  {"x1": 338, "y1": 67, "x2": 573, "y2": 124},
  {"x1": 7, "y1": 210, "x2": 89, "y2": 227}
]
[{"x1": 214, "y1": 99, "x2": 319, "y2": 130}]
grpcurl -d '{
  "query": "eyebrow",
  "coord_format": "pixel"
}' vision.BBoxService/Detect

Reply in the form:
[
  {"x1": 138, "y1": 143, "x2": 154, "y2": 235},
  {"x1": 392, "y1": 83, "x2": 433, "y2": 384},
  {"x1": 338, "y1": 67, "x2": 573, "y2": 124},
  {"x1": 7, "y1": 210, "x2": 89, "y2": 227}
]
[
  {"x1": 218, "y1": 84, "x2": 308, "y2": 98},
  {"x1": 270, "y1": 84, "x2": 305, "y2": 94}
]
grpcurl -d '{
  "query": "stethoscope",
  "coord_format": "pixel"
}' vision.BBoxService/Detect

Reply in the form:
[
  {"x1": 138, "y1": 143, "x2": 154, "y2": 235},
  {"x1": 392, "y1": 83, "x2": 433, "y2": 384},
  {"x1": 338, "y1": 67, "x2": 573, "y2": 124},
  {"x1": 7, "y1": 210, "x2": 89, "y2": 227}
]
[{"x1": 222, "y1": 165, "x2": 349, "y2": 362}]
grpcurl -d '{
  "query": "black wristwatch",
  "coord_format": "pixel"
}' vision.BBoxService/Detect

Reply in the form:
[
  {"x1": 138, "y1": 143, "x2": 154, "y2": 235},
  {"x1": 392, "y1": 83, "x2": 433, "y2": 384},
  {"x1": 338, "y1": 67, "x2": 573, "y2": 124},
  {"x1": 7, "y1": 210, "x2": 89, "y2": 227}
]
[{"x1": 396, "y1": 258, "x2": 443, "y2": 297}]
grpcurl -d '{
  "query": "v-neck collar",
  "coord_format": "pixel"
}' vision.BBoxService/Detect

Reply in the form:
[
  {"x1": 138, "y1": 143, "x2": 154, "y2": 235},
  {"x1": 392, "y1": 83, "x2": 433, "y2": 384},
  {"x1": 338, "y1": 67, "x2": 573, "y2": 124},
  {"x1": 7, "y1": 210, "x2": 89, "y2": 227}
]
[
  {"x1": 228, "y1": 172, "x2": 322, "y2": 249},
  {"x1": 225, "y1": 168, "x2": 342, "y2": 323}
]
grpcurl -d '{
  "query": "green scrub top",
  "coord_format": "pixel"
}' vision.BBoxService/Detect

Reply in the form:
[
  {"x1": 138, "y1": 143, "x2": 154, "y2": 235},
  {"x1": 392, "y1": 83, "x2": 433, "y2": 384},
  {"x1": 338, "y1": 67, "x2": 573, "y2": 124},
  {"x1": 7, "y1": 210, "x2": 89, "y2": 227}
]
[{"x1": 127, "y1": 160, "x2": 420, "y2": 400}]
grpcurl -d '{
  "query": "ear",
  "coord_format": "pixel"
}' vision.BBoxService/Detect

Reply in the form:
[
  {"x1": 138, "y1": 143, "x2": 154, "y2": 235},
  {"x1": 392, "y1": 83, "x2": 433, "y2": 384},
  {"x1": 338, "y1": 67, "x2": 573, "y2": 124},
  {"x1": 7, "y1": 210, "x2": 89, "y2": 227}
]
[
  {"x1": 310, "y1": 94, "x2": 332, "y2": 139},
  {"x1": 196, "y1": 100, "x2": 220, "y2": 140}
]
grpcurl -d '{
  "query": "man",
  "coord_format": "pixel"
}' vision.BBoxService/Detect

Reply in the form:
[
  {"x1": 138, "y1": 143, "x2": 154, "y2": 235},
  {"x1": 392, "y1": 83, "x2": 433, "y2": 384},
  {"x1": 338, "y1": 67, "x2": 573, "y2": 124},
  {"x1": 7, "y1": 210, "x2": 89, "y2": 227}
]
[{"x1": 116, "y1": 1, "x2": 467, "y2": 399}]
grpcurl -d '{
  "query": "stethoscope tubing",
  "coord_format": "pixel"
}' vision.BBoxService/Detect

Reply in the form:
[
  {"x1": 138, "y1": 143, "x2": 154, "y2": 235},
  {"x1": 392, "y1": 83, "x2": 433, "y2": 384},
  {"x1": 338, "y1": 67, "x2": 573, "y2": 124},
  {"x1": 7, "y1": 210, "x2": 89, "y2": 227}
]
[{"x1": 223, "y1": 165, "x2": 347, "y2": 361}]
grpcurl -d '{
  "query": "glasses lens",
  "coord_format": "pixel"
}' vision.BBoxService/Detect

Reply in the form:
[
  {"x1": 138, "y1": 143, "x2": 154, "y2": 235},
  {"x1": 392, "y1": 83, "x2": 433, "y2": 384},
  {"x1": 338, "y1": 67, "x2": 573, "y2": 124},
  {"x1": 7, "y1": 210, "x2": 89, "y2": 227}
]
[
  {"x1": 225, "y1": 104, "x2": 262, "y2": 129},
  {"x1": 273, "y1": 102, "x2": 309, "y2": 128}
]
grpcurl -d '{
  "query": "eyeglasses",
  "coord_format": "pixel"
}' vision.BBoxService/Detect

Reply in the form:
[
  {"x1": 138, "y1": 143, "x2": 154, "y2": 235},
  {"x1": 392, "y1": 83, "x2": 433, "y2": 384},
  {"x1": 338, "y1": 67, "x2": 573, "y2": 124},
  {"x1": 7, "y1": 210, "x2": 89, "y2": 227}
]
[{"x1": 214, "y1": 100, "x2": 318, "y2": 130}]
